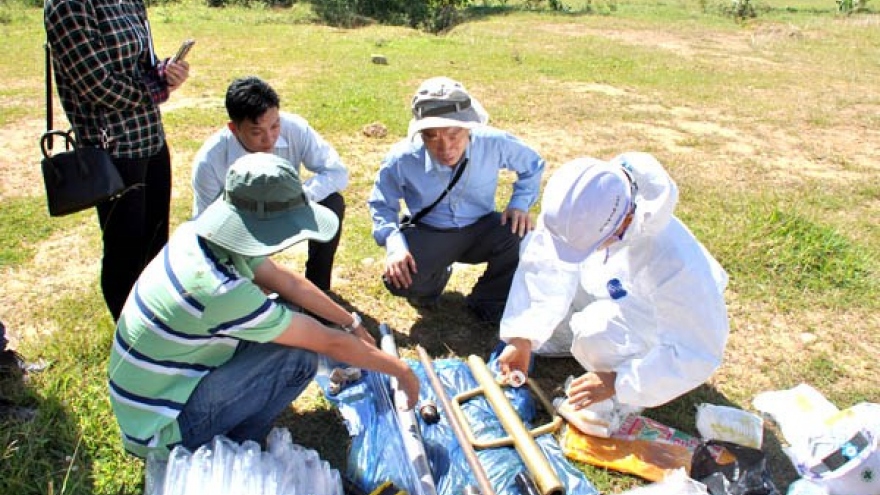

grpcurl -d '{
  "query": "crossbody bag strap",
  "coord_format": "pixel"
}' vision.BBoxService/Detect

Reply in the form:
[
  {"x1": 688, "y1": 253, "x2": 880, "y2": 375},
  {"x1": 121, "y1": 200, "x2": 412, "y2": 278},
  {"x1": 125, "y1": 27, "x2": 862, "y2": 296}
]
[
  {"x1": 144, "y1": 19, "x2": 159, "y2": 67},
  {"x1": 45, "y1": 42, "x2": 54, "y2": 150},
  {"x1": 406, "y1": 157, "x2": 469, "y2": 227},
  {"x1": 45, "y1": 42, "x2": 110, "y2": 151}
]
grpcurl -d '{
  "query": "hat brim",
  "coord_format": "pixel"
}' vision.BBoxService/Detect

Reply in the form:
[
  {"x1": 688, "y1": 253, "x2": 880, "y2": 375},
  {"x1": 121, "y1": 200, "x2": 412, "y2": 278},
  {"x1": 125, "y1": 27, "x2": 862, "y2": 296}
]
[
  {"x1": 408, "y1": 108, "x2": 484, "y2": 137},
  {"x1": 542, "y1": 200, "x2": 630, "y2": 264},
  {"x1": 194, "y1": 199, "x2": 339, "y2": 257},
  {"x1": 546, "y1": 231, "x2": 609, "y2": 264}
]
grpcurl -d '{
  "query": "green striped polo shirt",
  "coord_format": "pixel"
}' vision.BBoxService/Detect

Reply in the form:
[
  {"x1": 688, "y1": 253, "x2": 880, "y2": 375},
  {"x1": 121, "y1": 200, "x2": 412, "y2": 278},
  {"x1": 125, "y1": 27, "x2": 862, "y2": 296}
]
[{"x1": 108, "y1": 221, "x2": 292, "y2": 458}]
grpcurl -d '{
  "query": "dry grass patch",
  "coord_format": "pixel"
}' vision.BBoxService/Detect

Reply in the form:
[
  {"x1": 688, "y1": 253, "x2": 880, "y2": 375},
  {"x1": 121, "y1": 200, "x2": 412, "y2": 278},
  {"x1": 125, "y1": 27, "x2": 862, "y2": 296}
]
[
  {"x1": 0, "y1": 221, "x2": 99, "y2": 349},
  {"x1": 0, "y1": 118, "x2": 46, "y2": 200}
]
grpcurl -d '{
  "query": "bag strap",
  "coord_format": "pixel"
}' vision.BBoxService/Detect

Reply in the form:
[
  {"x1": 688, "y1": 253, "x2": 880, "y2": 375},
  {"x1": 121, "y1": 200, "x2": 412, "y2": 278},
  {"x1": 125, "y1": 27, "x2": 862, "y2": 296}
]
[
  {"x1": 404, "y1": 158, "x2": 469, "y2": 227},
  {"x1": 144, "y1": 19, "x2": 161, "y2": 68},
  {"x1": 44, "y1": 42, "x2": 110, "y2": 151},
  {"x1": 45, "y1": 42, "x2": 54, "y2": 150}
]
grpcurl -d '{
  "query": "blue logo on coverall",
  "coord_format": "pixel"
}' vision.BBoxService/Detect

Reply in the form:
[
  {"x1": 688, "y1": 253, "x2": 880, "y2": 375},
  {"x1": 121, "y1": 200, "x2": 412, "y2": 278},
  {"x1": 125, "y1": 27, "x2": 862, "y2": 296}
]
[{"x1": 607, "y1": 278, "x2": 628, "y2": 300}]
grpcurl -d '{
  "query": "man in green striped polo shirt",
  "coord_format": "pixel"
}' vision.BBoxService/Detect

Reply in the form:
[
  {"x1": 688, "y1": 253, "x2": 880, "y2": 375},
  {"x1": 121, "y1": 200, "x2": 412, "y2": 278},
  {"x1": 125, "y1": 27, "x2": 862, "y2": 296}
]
[{"x1": 108, "y1": 152, "x2": 419, "y2": 459}]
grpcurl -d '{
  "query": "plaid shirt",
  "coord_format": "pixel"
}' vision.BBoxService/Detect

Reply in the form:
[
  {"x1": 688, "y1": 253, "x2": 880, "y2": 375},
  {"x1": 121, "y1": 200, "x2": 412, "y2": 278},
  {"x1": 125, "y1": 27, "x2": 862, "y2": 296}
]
[{"x1": 44, "y1": 0, "x2": 165, "y2": 159}]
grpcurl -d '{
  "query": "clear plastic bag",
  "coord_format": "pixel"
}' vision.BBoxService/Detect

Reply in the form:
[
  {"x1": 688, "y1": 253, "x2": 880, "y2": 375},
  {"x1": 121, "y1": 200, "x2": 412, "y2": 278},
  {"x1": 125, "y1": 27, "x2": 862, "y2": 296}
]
[
  {"x1": 754, "y1": 384, "x2": 880, "y2": 495},
  {"x1": 144, "y1": 429, "x2": 342, "y2": 495}
]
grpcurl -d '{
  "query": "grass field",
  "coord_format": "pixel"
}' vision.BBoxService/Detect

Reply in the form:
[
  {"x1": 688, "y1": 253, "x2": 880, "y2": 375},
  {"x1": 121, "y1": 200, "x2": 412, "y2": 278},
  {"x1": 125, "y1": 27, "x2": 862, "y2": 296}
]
[{"x1": 0, "y1": 0, "x2": 878, "y2": 493}]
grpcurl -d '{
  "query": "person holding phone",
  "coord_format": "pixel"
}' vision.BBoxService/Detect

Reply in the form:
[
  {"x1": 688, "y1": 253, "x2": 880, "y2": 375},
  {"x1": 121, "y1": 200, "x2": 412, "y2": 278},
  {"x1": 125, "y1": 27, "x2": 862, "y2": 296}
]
[
  {"x1": 44, "y1": 0, "x2": 190, "y2": 321},
  {"x1": 192, "y1": 76, "x2": 349, "y2": 292},
  {"x1": 171, "y1": 39, "x2": 195, "y2": 64}
]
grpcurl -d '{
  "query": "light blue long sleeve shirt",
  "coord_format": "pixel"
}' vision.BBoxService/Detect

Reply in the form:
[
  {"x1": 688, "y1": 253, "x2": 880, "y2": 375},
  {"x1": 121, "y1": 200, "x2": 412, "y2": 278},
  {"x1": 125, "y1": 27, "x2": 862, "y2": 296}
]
[
  {"x1": 191, "y1": 112, "x2": 348, "y2": 215},
  {"x1": 368, "y1": 126, "x2": 545, "y2": 256}
]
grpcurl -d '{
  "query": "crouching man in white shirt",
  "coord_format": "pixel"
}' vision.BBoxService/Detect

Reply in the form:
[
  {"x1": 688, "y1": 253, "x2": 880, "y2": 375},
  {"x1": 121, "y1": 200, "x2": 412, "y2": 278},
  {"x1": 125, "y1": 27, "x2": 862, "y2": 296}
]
[{"x1": 192, "y1": 76, "x2": 349, "y2": 291}]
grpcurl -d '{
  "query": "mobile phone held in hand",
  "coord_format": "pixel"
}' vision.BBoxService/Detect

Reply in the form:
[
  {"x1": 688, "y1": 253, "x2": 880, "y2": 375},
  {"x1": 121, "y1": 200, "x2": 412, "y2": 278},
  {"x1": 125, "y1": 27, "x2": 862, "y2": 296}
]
[{"x1": 170, "y1": 39, "x2": 195, "y2": 64}]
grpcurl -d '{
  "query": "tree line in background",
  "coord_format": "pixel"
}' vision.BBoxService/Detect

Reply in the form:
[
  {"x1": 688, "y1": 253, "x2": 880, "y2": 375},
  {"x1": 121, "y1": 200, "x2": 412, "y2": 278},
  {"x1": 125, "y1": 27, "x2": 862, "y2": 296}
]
[
  {"x1": 307, "y1": 0, "x2": 480, "y2": 32},
  {"x1": 5, "y1": 0, "x2": 875, "y2": 38},
  {"x1": 177, "y1": 0, "x2": 874, "y2": 29},
  {"x1": 5, "y1": 0, "x2": 873, "y2": 31}
]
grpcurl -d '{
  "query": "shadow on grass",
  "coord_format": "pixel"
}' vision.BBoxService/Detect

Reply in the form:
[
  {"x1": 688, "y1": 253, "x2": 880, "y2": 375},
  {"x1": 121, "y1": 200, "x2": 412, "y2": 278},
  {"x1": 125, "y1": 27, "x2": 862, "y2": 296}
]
[
  {"x1": 648, "y1": 384, "x2": 800, "y2": 491},
  {"x1": 302, "y1": 292, "x2": 803, "y2": 491},
  {"x1": 0, "y1": 356, "x2": 104, "y2": 495},
  {"x1": 461, "y1": 3, "x2": 594, "y2": 24},
  {"x1": 329, "y1": 289, "x2": 501, "y2": 359},
  {"x1": 399, "y1": 292, "x2": 502, "y2": 359},
  {"x1": 275, "y1": 406, "x2": 351, "y2": 471}
]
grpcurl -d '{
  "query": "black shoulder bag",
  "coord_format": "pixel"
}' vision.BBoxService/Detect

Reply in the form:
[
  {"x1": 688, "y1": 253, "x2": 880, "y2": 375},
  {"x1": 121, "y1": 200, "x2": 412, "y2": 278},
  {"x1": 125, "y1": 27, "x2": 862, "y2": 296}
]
[
  {"x1": 400, "y1": 158, "x2": 469, "y2": 229},
  {"x1": 39, "y1": 43, "x2": 126, "y2": 217}
]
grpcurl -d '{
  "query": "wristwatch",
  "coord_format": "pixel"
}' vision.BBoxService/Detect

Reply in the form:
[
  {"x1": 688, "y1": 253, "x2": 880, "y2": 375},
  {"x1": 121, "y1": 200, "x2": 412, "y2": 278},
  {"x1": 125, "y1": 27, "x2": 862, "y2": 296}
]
[{"x1": 342, "y1": 312, "x2": 362, "y2": 333}]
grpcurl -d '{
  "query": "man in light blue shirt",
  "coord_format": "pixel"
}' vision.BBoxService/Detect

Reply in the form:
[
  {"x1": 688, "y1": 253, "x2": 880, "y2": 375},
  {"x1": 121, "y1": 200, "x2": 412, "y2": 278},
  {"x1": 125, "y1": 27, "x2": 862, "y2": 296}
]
[
  {"x1": 368, "y1": 76, "x2": 545, "y2": 325},
  {"x1": 192, "y1": 76, "x2": 348, "y2": 290}
]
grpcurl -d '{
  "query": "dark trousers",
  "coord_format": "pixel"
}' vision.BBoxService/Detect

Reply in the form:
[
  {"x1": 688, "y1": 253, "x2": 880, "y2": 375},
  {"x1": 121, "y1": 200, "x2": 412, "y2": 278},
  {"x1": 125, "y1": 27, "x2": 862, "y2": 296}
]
[
  {"x1": 97, "y1": 144, "x2": 171, "y2": 321},
  {"x1": 306, "y1": 192, "x2": 345, "y2": 291},
  {"x1": 384, "y1": 212, "x2": 521, "y2": 307}
]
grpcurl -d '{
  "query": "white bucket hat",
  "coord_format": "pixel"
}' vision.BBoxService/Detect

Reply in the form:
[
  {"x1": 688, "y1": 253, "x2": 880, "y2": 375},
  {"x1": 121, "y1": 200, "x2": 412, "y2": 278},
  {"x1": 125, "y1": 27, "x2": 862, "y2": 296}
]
[
  {"x1": 540, "y1": 158, "x2": 635, "y2": 263},
  {"x1": 407, "y1": 76, "x2": 489, "y2": 137}
]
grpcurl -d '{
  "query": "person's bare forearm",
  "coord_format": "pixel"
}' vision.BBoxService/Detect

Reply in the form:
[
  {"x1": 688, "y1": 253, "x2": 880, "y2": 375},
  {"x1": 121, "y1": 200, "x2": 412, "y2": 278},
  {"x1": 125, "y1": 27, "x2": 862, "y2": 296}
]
[
  {"x1": 329, "y1": 334, "x2": 411, "y2": 378},
  {"x1": 285, "y1": 276, "x2": 351, "y2": 325},
  {"x1": 257, "y1": 258, "x2": 354, "y2": 327},
  {"x1": 274, "y1": 315, "x2": 399, "y2": 376},
  {"x1": 272, "y1": 315, "x2": 418, "y2": 407}
]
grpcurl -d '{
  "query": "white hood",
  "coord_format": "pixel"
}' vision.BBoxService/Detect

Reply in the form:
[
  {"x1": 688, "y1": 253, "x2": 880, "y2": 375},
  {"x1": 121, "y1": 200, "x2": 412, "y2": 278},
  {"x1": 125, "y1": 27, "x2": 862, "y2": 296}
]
[{"x1": 609, "y1": 151, "x2": 679, "y2": 241}]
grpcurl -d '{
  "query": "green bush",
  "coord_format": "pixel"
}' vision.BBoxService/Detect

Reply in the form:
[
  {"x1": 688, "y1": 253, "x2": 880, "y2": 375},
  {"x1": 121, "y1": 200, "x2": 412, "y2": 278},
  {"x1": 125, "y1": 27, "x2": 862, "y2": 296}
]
[
  {"x1": 304, "y1": 0, "x2": 463, "y2": 35},
  {"x1": 699, "y1": 0, "x2": 758, "y2": 19},
  {"x1": 307, "y1": 0, "x2": 471, "y2": 32},
  {"x1": 310, "y1": 0, "x2": 363, "y2": 27},
  {"x1": 726, "y1": 0, "x2": 757, "y2": 18},
  {"x1": 196, "y1": 0, "x2": 568, "y2": 32},
  {"x1": 197, "y1": 0, "x2": 467, "y2": 32},
  {"x1": 837, "y1": 0, "x2": 869, "y2": 13}
]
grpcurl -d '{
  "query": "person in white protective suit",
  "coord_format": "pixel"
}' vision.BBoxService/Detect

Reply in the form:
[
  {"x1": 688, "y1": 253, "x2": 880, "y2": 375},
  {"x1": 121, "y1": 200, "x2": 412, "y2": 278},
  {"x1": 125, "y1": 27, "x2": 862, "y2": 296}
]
[{"x1": 496, "y1": 152, "x2": 730, "y2": 410}]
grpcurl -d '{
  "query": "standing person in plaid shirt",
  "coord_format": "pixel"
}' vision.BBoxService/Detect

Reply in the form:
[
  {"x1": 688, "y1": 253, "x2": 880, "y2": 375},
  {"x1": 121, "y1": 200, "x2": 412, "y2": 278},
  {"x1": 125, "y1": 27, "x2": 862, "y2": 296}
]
[{"x1": 44, "y1": 0, "x2": 190, "y2": 321}]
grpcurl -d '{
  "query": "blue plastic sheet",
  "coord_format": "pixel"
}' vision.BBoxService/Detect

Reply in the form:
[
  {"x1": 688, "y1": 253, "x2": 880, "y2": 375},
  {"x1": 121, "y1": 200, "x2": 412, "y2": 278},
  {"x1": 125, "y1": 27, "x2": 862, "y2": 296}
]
[{"x1": 318, "y1": 356, "x2": 598, "y2": 495}]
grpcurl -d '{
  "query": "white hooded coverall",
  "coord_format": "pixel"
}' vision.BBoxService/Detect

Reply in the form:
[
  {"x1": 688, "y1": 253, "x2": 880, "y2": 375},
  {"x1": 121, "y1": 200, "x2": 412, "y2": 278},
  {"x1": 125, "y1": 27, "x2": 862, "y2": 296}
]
[{"x1": 499, "y1": 152, "x2": 730, "y2": 408}]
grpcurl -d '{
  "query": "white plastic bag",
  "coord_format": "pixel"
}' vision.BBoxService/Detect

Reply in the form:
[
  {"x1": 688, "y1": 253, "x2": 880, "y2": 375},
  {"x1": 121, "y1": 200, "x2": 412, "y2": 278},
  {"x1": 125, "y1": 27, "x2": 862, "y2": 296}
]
[
  {"x1": 618, "y1": 468, "x2": 709, "y2": 495},
  {"x1": 787, "y1": 478, "x2": 829, "y2": 495},
  {"x1": 754, "y1": 384, "x2": 880, "y2": 495},
  {"x1": 696, "y1": 403, "x2": 764, "y2": 449},
  {"x1": 555, "y1": 375, "x2": 642, "y2": 437}
]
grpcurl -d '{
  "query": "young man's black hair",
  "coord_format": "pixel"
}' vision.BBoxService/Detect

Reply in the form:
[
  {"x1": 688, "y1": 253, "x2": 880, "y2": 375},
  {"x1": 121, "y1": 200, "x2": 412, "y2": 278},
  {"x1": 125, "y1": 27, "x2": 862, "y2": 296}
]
[{"x1": 225, "y1": 76, "x2": 281, "y2": 124}]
